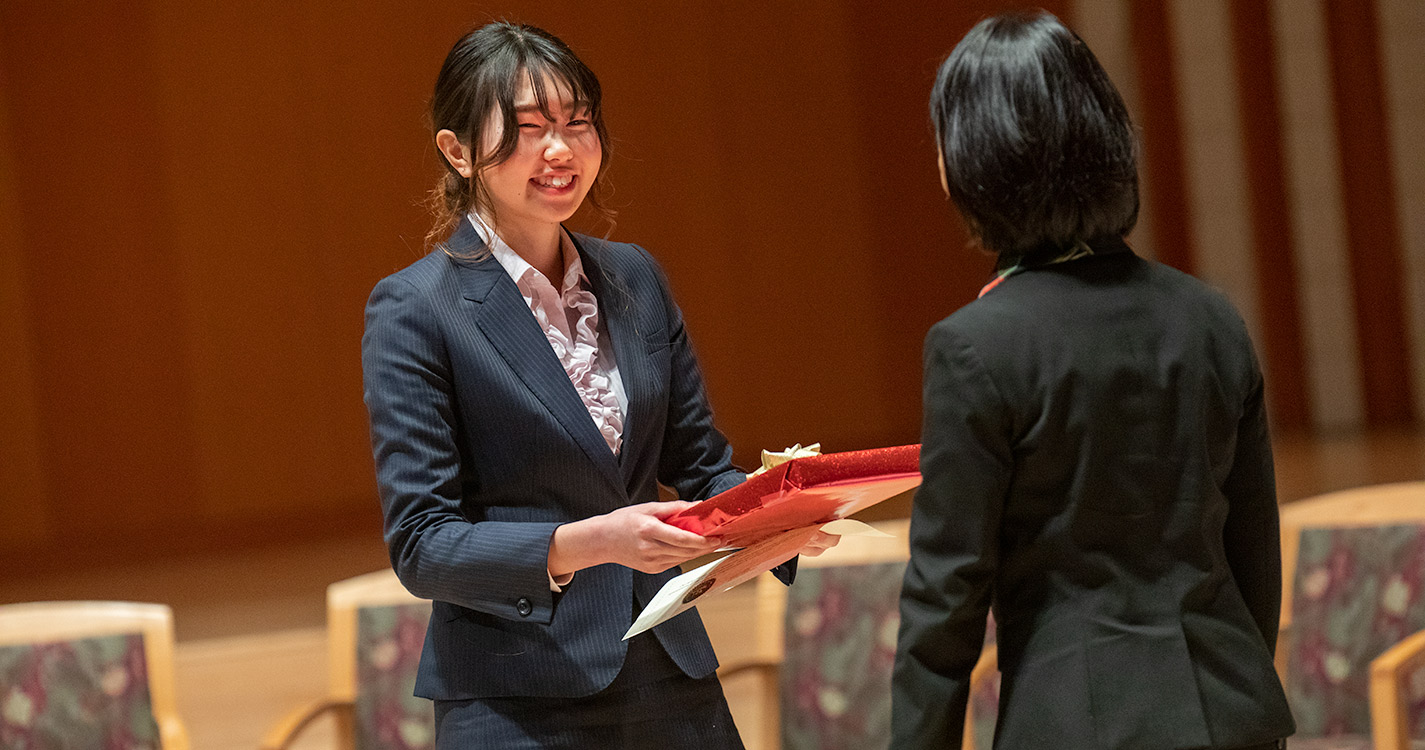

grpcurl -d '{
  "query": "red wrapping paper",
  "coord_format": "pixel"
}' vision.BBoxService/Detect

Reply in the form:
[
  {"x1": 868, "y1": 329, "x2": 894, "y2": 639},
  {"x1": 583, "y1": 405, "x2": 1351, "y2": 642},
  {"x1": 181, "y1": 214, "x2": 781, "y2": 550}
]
[{"x1": 666, "y1": 444, "x2": 921, "y2": 549}]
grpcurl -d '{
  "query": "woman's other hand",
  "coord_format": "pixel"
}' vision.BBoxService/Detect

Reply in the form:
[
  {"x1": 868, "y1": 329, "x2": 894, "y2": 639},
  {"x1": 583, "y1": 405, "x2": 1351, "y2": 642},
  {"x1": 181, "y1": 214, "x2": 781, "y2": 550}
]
[
  {"x1": 798, "y1": 530, "x2": 841, "y2": 557},
  {"x1": 548, "y1": 501, "x2": 723, "y2": 576}
]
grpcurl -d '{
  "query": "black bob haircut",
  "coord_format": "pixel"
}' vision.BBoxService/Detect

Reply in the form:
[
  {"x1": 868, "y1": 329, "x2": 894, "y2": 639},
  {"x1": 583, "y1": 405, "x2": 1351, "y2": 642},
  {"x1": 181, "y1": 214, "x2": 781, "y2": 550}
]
[{"x1": 931, "y1": 10, "x2": 1138, "y2": 261}]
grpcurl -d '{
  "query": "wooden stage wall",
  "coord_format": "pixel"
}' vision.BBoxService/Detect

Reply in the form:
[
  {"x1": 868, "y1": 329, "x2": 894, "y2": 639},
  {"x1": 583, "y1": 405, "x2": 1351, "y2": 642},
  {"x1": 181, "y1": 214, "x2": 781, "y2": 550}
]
[{"x1": 1, "y1": 0, "x2": 1420, "y2": 574}]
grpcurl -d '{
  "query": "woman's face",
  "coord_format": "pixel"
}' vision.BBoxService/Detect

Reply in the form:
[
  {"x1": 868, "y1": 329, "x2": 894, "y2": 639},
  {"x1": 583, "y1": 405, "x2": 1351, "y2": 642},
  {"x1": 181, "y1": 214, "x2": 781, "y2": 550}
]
[{"x1": 479, "y1": 74, "x2": 601, "y2": 238}]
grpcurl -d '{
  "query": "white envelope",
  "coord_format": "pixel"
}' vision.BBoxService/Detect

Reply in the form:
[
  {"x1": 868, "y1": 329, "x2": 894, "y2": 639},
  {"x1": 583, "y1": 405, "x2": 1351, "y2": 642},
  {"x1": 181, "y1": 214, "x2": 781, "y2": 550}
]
[{"x1": 624, "y1": 519, "x2": 892, "y2": 640}]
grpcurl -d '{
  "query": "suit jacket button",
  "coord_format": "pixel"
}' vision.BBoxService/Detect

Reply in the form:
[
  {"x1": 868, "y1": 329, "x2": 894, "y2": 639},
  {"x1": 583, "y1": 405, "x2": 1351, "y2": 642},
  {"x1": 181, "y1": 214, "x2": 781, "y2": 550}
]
[{"x1": 516, "y1": 597, "x2": 533, "y2": 617}]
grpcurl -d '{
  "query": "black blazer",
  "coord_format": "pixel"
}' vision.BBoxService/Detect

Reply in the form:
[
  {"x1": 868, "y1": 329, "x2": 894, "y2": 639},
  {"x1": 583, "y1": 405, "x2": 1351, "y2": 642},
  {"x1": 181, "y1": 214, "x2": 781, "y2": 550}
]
[
  {"x1": 362, "y1": 221, "x2": 789, "y2": 700},
  {"x1": 892, "y1": 242, "x2": 1295, "y2": 749}
]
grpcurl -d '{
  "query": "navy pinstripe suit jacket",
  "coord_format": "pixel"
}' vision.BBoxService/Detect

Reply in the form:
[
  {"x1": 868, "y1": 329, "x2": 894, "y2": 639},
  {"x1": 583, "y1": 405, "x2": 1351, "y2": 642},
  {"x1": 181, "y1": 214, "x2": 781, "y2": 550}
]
[{"x1": 362, "y1": 220, "x2": 788, "y2": 700}]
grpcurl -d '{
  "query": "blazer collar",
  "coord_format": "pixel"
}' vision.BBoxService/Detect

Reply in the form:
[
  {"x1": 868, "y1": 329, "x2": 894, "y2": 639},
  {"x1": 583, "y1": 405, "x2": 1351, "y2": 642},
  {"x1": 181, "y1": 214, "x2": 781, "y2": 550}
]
[
  {"x1": 554, "y1": 231, "x2": 656, "y2": 484},
  {"x1": 447, "y1": 219, "x2": 637, "y2": 493},
  {"x1": 445, "y1": 217, "x2": 504, "y2": 303}
]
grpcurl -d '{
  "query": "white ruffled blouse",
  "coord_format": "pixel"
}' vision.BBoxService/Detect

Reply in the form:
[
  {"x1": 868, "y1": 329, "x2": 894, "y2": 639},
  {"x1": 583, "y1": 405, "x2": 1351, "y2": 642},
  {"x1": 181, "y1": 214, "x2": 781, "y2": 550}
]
[{"x1": 469, "y1": 214, "x2": 627, "y2": 455}]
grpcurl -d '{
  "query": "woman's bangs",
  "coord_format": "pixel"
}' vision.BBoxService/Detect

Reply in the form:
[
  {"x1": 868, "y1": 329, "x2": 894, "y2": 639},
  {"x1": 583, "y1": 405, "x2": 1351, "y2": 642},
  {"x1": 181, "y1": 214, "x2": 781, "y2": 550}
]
[{"x1": 524, "y1": 56, "x2": 598, "y2": 119}]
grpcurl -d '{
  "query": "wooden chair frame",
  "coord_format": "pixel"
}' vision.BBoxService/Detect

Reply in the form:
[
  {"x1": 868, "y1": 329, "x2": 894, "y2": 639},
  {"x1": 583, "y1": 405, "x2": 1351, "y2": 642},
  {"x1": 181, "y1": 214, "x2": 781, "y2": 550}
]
[
  {"x1": 261, "y1": 569, "x2": 425, "y2": 750},
  {"x1": 0, "y1": 600, "x2": 189, "y2": 750},
  {"x1": 963, "y1": 643, "x2": 999, "y2": 750},
  {"x1": 1370, "y1": 627, "x2": 1425, "y2": 750}
]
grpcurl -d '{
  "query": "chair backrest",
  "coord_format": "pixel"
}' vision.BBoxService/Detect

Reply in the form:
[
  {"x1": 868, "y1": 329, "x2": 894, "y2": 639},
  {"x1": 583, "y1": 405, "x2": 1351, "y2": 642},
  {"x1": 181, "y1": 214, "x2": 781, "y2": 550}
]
[
  {"x1": 327, "y1": 570, "x2": 434, "y2": 750},
  {"x1": 1280, "y1": 481, "x2": 1425, "y2": 633},
  {"x1": 1285, "y1": 522, "x2": 1425, "y2": 738},
  {"x1": 768, "y1": 519, "x2": 1000, "y2": 750},
  {"x1": 779, "y1": 557, "x2": 906, "y2": 750},
  {"x1": 0, "y1": 601, "x2": 188, "y2": 750}
]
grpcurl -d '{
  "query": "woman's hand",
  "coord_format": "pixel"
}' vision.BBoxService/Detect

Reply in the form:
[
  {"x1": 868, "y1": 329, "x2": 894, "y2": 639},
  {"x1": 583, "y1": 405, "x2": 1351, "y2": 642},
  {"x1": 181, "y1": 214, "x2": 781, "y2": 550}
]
[
  {"x1": 548, "y1": 501, "x2": 723, "y2": 576},
  {"x1": 797, "y1": 530, "x2": 841, "y2": 557}
]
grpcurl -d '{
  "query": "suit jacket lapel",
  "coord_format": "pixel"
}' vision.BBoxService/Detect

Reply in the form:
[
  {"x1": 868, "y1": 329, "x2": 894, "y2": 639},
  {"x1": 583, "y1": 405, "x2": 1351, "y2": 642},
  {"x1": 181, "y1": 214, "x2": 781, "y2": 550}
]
[
  {"x1": 572, "y1": 233, "x2": 650, "y2": 485},
  {"x1": 448, "y1": 221, "x2": 624, "y2": 493}
]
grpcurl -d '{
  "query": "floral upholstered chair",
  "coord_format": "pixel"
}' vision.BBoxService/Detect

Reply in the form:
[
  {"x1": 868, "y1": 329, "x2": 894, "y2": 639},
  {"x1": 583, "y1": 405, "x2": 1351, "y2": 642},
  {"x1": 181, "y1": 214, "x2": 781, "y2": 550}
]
[
  {"x1": 0, "y1": 601, "x2": 189, "y2": 750},
  {"x1": 779, "y1": 559, "x2": 906, "y2": 750},
  {"x1": 261, "y1": 569, "x2": 433, "y2": 750},
  {"x1": 1283, "y1": 521, "x2": 1425, "y2": 750},
  {"x1": 717, "y1": 519, "x2": 998, "y2": 750}
]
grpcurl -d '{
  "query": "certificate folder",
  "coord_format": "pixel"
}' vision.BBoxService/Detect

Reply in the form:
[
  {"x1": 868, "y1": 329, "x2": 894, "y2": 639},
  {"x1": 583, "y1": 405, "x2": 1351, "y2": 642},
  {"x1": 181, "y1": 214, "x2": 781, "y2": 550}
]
[
  {"x1": 665, "y1": 443, "x2": 921, "y2": 548},
  {"x1": 626, "y1": 444, "x2": 920, "y2": 639}
]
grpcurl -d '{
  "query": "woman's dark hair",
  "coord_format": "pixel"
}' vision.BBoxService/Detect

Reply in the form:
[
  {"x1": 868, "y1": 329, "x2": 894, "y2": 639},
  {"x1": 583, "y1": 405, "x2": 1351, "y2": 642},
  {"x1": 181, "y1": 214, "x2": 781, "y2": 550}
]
[
  {"x1": 426, "y1": 22, "x2": 614, "y2": 250},
  {"x1": 931, "y1": 10, "x2": 1137, "y2": 261}
]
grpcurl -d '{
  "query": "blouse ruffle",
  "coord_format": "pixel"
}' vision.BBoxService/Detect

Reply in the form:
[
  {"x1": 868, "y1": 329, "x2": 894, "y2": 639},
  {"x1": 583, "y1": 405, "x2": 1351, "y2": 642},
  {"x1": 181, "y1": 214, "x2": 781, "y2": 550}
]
[
  {"x1": 469, "y1": 213, "x2": 625, "y2": 455},
  {"x1": 527, "y1": 264, "x2": 624, "y2": 454}
]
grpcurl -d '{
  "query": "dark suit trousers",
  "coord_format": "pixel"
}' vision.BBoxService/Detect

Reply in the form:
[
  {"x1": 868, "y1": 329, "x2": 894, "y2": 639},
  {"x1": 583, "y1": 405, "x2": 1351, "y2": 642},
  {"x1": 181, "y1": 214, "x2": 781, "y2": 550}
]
[{"x1": 432, "y1": 632, "x2": 744, "y2": 749}]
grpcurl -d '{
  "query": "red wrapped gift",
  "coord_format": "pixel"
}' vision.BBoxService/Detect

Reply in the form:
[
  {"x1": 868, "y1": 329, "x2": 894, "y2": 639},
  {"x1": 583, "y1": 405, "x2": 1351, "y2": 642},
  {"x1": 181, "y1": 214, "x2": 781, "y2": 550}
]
[
  {"x1": 666, "y1": 444, "x2": 921, "y2": 549},
  {"x1": 625, "y1": 444, "x2": 921, "y2": 639}
]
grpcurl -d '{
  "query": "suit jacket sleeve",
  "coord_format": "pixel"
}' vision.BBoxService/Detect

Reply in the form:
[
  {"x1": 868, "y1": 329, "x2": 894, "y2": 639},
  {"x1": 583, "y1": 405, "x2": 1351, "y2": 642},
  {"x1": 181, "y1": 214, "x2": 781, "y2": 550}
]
[
  {"x1": 1220, "y1": 368, "x2": 1282, "y2": 652},
  {"x1": 363, "y1": 275, "x2": 561, "y2": 625},
  {"x1": 637, "y1": 245, "x2": 796, "y2": 585},
  {"x1": 892, "y1": 321, "x2": 1013, "y2": 749}
]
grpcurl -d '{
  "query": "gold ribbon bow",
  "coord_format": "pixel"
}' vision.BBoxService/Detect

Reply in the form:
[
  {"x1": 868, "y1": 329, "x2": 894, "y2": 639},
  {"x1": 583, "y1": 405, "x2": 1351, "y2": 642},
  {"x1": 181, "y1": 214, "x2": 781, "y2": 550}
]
[{"x1": 746, "y1": 442, "x2": 822, "y2": 479}]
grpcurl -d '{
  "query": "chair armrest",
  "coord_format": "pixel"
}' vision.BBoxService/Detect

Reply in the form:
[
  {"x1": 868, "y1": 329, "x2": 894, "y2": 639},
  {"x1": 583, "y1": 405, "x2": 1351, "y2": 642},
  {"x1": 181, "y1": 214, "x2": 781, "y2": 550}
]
[
  {"x1": 259, "y1": 698, "x2": 355, "y2": 750},
  {"x1": 1274, "y1": 622, "x2": 1292, "y2": 684},
  {"x1": 718, "y1": 657, "x2": 780, "y2": 681},
  {"x1": 964, "y1": 644, "x2": 1000, "y2": 750},
  {"x1": 159, "y1": 717, "x2": 191, "y2": 750},
  {"x1": 1370, "y1": 628, "x2": 1425, "y2": 750}
]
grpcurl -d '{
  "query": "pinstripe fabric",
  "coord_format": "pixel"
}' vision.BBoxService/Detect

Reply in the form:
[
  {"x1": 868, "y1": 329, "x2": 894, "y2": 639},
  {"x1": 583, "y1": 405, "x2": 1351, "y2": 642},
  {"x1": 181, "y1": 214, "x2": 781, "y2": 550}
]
[{"x1": 362, "y1": 219, "x2": 779, "y2": 702}]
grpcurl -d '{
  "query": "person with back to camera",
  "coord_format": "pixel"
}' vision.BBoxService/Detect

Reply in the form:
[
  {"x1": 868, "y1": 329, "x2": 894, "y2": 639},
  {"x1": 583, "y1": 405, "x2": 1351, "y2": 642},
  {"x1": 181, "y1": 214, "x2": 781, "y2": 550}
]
[
  {"x1": 361, "y1": 21, "x2": 835, "y2": 749},
  {"x1": 892, "y1": 11, "x2": 1295, "y2": 750}
]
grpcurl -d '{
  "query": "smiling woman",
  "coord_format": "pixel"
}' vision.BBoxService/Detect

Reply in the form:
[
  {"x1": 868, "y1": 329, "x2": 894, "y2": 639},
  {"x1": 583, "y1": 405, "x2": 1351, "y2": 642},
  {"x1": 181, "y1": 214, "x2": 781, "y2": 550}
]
[
  {"x1": 433, "y1": 76, "x2": 602, "y2": 280},
  {"x1": 422, "y1": 23, "x2": 613, "y2": 259},
  {"x1": 359, "y1": 20, "x2": 830, "y2": 750}
]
